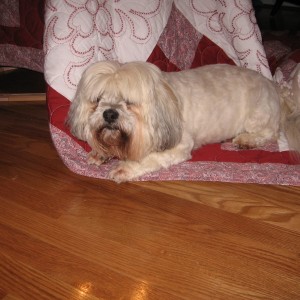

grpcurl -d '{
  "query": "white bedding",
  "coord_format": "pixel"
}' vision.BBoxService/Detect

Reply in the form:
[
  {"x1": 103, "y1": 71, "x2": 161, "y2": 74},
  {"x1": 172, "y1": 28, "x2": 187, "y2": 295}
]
[{"x1": 44, "y1": 0, "x2": 271, "y2": 101}]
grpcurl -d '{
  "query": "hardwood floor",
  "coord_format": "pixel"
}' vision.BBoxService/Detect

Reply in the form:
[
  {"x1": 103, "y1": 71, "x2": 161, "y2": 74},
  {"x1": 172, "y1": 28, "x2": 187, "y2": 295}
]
[{"x1": 0, "y1": 102, "x2": 300, "y2": 300}]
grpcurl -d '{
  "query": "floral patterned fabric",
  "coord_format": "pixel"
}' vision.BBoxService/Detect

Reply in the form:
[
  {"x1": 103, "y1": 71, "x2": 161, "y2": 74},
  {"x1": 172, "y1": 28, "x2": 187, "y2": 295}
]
[{"x1": 44, "y1": 0, "x2": 271, "y2": 100}]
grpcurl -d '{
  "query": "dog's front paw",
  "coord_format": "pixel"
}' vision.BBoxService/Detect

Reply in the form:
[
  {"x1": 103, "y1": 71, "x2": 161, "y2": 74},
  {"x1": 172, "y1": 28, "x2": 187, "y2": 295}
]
[
  {"x1": 87, "y1": 150, "x2": 106, "y2": 166},
  {"x1": 108, "y1": 161, "x2": 140, "y2": 183}
]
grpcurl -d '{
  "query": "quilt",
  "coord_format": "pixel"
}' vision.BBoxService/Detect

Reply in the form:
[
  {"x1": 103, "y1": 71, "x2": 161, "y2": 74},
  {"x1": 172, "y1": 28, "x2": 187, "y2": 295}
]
[
  {"x1": 0, "y1": 0, "x2": 45, "y2": 71},
  {"x1": 44, "y1": 0, "x2": 300, "y2": 185}
]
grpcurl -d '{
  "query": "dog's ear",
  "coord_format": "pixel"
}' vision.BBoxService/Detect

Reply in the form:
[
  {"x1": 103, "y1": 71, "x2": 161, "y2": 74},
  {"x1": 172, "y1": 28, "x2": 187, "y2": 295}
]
[
  {"x1": 66, "y1": 80, "x2": 94, "y2": 141},
  {"x1": 150, "y1": 79, "x2": 183, "y2": 151}
]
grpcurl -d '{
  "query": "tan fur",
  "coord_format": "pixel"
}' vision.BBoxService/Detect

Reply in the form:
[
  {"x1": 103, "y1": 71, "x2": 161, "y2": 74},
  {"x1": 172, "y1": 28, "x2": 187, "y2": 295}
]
[
  {"x1": 278, "y1": 65, "x2": 300, "y2": 155},
  {"x1": 67, "y1": 61, "x2": 300, "y2": 182}
]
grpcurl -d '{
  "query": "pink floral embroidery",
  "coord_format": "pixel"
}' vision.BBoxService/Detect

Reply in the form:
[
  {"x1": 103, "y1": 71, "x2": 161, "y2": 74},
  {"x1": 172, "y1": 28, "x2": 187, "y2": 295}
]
[
  {"x1": 189, "y1": 0, "x2": 268, "y2": 71},
  {"x1": 45, "y1": 0, "x2": 162, "y2": 88}
]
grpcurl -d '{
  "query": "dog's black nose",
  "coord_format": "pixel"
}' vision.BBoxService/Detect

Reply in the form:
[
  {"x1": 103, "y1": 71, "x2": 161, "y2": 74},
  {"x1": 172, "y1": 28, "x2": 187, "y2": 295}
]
[{"x1": 103, "y1": 109, "x2": 119, "y2": 123}]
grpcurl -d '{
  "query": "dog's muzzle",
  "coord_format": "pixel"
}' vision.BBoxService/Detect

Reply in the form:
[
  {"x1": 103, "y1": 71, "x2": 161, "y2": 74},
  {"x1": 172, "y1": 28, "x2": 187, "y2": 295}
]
[{"x1": 103, "y1": 108, "x2": 119, "y2": 124}]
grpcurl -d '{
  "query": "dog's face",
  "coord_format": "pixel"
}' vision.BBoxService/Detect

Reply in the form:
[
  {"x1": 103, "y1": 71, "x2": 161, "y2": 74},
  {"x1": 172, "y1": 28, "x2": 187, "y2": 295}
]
[{"x1": 67, "y1": 61, "x2": 183, "y2": 162}]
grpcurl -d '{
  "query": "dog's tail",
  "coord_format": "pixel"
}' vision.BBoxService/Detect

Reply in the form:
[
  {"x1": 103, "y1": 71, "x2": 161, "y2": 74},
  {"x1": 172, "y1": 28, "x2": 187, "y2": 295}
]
[{"x1": 279, "y1": 64, "x2": 300, "y2": 158}]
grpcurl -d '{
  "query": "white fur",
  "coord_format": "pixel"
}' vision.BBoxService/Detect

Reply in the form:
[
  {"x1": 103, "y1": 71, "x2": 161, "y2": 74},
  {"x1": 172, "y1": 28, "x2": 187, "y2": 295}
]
[{"x1": 67, "y1": 61, "x2": 300, "y2": 182}]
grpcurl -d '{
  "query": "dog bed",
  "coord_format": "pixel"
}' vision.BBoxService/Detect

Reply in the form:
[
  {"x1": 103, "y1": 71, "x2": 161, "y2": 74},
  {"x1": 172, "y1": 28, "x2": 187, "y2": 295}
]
[{"x1": 44, "y1": 0, "x2": 300, "y2": 185}]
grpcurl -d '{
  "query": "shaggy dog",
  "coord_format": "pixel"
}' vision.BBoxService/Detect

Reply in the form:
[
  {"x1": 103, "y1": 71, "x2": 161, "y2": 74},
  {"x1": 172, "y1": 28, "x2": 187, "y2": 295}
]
[{"x1": 67, "y1": 61, "x2": 300, "y2": 182}]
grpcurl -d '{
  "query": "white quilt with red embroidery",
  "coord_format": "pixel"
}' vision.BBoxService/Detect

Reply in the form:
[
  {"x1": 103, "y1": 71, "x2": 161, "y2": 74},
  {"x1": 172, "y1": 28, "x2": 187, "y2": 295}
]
[{"x1": 44, "y1": 0, "x2": 271, "y2": 100}]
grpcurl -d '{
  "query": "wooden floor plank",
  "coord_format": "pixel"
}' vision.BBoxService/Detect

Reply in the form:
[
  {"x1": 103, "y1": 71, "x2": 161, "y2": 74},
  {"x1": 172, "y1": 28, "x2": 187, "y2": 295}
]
[
  {"x1": 0, "y1": 223, "x2": 178, "y2": 300},
  {"x1": 0, "y1": 252, "x2": 101, "y2": 300},
  {"x1": 140, "y1": 181, "x2": 300, "y2": 232},
  {"x1": 1, "y1": 103, "x2": 300, "y2": 299}
]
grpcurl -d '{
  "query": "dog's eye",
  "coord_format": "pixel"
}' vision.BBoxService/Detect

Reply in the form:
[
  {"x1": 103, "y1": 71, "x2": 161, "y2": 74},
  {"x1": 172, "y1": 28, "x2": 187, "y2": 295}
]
[
  {"x1": 96, "y1": 97, "x2": 101, "y2": 103},
  {"x1": 125, "y1": 100, "x2": 132, "y2": 107}
]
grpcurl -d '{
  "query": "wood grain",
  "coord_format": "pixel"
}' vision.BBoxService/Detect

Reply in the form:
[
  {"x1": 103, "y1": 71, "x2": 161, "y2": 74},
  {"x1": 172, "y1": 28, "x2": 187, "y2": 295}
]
[
  {"x1": 0, "y1": 93, "x2": 45, "y2": 103},
  {"x1": 0, "y1": 102, "x2": 300, "y2": 300}
]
